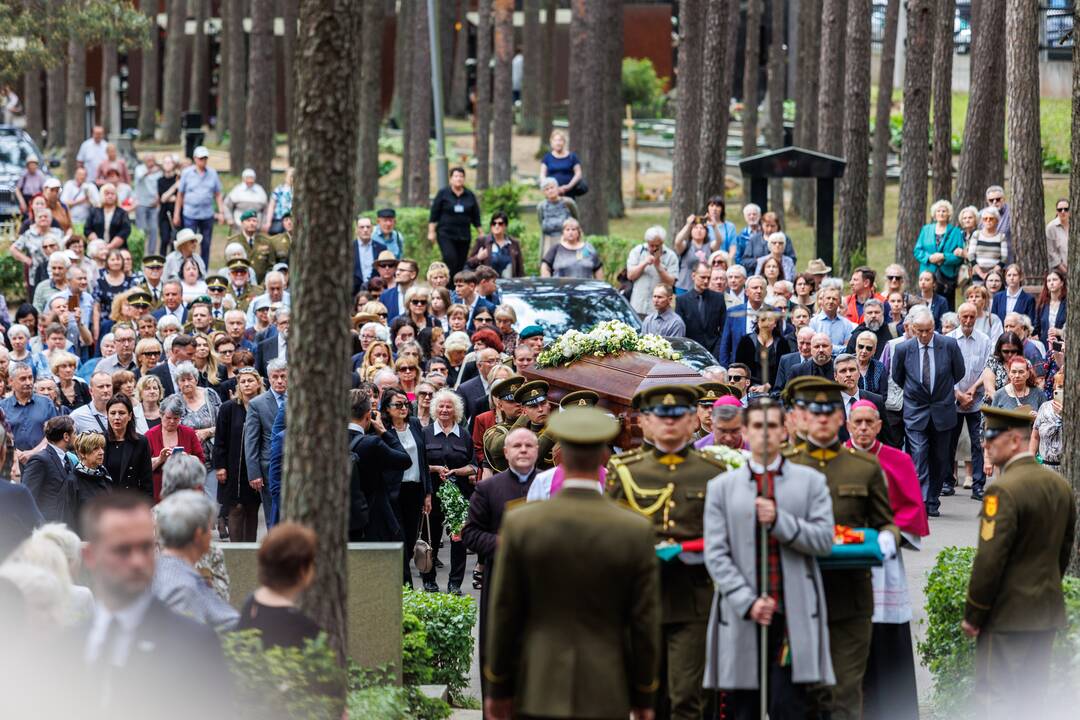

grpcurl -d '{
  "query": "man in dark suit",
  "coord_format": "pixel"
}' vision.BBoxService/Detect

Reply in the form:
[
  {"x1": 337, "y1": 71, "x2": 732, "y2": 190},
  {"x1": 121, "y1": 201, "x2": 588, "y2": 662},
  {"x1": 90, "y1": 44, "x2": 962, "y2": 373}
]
[
  {"x1": 676, "y1": 260, "x2": 728, "y2": 361},
  {"x1": 772, "y1": 327, "x2": 815, "y2": 396},
  {"x1": 462, "y1": 426, "x2": 538, "y2": 705},
  {"x1": 150, "y1": 279, "x2": 187, "y2": 324},
  {"x1": 21, "y1": 416, "x2": 76, "y2": 526},
  {"x1": 457, "y1": 347, "x2": 500, "y2": 427},
  {"x1": 379, "y1": 258, "x2": 419, "y2": 322},
  {"x1": 484, "y1": 407, "x2": 660, "y2": 720},
  {"x1": 717, "y1": 274, "x2": 769, "y2": 366},
  {"x1": 352, "y1": 217, "x2": 387, "y2": 296},
  {"x1": 834, "y1": 353, "x2": 891, "y2": 446},
  {"x1": 255, "y1": 307, "x2": 289, "y2": 378},
  {"x1": 786, "y1": 332, "x2": 837, "y2": 383},
  {"x1": 74, "y1": 492, "x2": 229, "y2": 720},
  {"x1": 990, "y1": 284, "x2": 1036, "y2": 326},
  {"x1": 0, "y1": 463, "x2": 43, "y2": 561},
  {"x1": 244, "y1": 359, "x2": 287, "y2": 529},
  {"x1": 147, "y1": 334, "x2": 197, "y2": 397},
  {"x1": 890, "y1": 306, "x2": 966, "y2": 517},
  {"x1": 347, "y1": 391, "x2": 410, "y2": 542}
]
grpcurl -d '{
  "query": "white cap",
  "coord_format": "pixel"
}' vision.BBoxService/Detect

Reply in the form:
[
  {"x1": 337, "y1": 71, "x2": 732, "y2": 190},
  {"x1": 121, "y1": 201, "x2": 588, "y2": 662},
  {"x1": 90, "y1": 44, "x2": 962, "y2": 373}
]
[
  {"x1": 241, "y1": 168, "x2": 256, "y2": 179},
  {"x1": 43, "y1": 177, "x2": 61, "y2": 189},
  {"x1": 192, "y1": 146, "x2": 210, "y2": 159},
  {"x1": 26, "y1": 154, "x2": 39, "y2": 164},
  {"x1": 175, "y1": 228, "x2": 203, "y2": 247}
]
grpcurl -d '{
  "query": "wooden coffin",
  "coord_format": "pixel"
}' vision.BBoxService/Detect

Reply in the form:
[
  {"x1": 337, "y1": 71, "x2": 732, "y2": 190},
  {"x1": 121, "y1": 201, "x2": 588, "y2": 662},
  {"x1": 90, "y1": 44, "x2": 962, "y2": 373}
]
[{"x1": 521, "y1": 351, "x2": 704, "y2": 448}]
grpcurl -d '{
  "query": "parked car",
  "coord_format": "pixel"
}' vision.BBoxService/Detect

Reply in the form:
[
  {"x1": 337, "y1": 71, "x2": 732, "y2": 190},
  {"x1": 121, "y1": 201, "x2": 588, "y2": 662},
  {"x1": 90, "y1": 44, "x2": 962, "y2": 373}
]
[
  {"x1": 497, "y1": 277, "x2": 715, "y2": 371},
  {"x1": 0, "y1": 125, "x2": 50, "y2": 223}
]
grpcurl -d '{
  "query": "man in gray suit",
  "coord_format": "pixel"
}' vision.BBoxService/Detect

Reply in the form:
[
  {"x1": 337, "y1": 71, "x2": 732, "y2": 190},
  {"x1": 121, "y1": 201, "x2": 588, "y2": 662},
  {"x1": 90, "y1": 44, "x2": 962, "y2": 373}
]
[
  {"x1": 703, "y1": 400, "x2": 835, "y2": 718},
  {"x1": 889, "y1": 306, "x2": 966, "y2": 517},
  {"x1": 244, "y1": 358, "x2": 287, "y2": 528}
]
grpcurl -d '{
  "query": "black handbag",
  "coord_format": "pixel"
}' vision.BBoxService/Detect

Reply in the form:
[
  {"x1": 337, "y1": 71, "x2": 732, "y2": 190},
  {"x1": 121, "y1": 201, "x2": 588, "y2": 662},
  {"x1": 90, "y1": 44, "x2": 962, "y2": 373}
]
[{"x1": 565, "y1": 178, "x2": 589, "y2": 197}]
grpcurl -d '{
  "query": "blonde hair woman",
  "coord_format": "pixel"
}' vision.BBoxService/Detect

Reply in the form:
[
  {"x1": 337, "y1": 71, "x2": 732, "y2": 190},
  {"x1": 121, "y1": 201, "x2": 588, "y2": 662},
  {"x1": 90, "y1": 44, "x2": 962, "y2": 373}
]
[
  {"x1": 49, "y1": 350, "x2": 90, "y2": 411},
  {"x1": 426, "y1": 261, "x2": 450, "y2": 289},
  {"x1": 135, "y1": 373, "x2": 165, "y2": 430}
]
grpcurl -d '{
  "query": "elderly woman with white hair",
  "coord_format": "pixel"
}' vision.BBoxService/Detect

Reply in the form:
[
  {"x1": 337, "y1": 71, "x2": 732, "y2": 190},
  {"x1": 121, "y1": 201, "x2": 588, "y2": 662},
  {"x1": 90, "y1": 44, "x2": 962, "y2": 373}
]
[
  {"x1": 421, "y1": 389, "x2": 476, "y2": 595},
  {"x1": 223, "y1": 168, "x2": 268, "y2": 232},
  {"x1": 151, "y1": 490, "x2": 239, "y2": 631},
  {"x1": 5, "y1": 524, "x2": 94, "y2": 624},
  {"x1": 535, "y1": 176, "x2": 579, "y2": 257},
  {"x1": 164, "y1": 362, "x2": 222, "y2": 501},
  {"x1": 967, "y1": 205, "x2": 1008, "y2": 285},
  {"x1": 443, "y1": 330, "x2": 472, "y2": 388},
  {"x1": 159, "y1": 453, "x2": 231, "y2": 601},
  {"x1": 914, "y1": 199, "x2": 965, "y2": 307}
]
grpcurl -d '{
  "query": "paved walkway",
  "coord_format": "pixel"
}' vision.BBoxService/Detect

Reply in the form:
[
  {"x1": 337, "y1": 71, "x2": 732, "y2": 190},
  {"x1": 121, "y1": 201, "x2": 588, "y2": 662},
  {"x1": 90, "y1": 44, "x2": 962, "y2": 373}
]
[{"x1": 425, "y1": 481, "x2": 983, "y2": 715}]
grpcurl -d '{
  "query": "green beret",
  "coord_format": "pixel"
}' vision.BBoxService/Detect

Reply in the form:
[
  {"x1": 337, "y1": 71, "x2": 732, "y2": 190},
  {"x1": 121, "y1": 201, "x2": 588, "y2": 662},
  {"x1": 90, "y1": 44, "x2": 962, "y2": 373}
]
[
  {"x1": 559, "y1": 390, "x2": 600, "y2": 409},
  {"x1": 240, "y1": 210, "x2": 258, "y2": 221},
  {"x1": 546, "y1": 406, "x2": 619, "y2": 446},
  {"x1": 518, "y1": 325, "x2": 544, "y2": 340},
  {"x1": 514, "y1": 380, "x2": 549, "y2": 407},
  {"x1": 981, "y1": 406, "x2": 1033, "y2": 440}
]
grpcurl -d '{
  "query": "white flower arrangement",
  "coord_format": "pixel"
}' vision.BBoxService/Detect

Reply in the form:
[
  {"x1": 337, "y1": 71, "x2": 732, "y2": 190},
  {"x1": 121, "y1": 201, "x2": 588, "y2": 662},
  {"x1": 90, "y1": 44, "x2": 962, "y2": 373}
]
[
  {"x1": 535, "y1": 320, "x2": 682, "y2": 368},
  {"x1": 699, "y1": 444, "x2": 747, "y2": 471}
]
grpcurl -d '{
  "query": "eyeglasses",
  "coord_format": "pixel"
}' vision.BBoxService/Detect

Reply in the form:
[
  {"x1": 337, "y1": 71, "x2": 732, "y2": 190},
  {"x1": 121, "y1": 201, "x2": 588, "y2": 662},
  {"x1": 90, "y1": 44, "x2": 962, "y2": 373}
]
[
  {"x1": 217, "y1": 348, "x2": 235, "y2": 355},
  {"x1": 140, "y1": 350, "x2": 161, "y2": 357},
  {"x1": 474, "y1": 317, "x2": 493, "y2": 324},
  {"x1": 410, "y1": 299, "x2": 428, "y2": 305},
  {"x1": 399, "y1": 366, "x2": 417, "y2": 373},
  {"x1": 886, "y1": 275, "x2": 903, "y2": 281},
  {"x1": 388, "y1": 402, "x2": 409, "y2": 409},
  {"x1": 856, "y1": 344, "x2": 875, "y2": 351},
  {"x1": 987, "y1": 196, "x2": 1004, "y2": 204},
  {"x1": 1001, "y1": 348, "x2": 1018, "y2": 355},
  {"x1": 416, "y1": 391, "x2": 433, "y2": 398},
  {"x1": 728, "y1": 375, "x2": 747, "y2": 383},
  {"x1": 1058, "y1": 207, "x2": 1070, "y2": 213},
  {"x1": 711, "y1": 260, "x2": 726, "y2": 267},
  {"x1": 491, "y1": 220, "x2": 506, "y2": 226},
  {"x1": 208, "y1": 286, "x2": 225, "y2": 292},
  {"x1": 376, "y1": 312, "x2": 388, "y2": 317}
]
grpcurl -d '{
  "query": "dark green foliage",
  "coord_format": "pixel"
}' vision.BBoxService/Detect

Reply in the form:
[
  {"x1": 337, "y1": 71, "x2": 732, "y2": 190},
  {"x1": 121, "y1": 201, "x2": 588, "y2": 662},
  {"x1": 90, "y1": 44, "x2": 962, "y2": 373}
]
[
  {"x1": 402, "y1": 611, "x2": 434, "y2": 685},
  {"x1": 480, "y1": 182, "x2": 529, "y2": 221},
  {"x1": 401, "y1": 587, "x2": 477, "y2": 694},
  {"x1": 621, "y1": 57, "x2": 668, "y2": 119}
]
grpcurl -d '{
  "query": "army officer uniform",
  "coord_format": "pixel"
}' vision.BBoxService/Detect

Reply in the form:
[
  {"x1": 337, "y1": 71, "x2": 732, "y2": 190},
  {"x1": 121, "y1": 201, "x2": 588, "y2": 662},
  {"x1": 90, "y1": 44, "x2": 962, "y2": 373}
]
[{"x1": 508, "y1": 381, "x2": 555, "y2": 471}]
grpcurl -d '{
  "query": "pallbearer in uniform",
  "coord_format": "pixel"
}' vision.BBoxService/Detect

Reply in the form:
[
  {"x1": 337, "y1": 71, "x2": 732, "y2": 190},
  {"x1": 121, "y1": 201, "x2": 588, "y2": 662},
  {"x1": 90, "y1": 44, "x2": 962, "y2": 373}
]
[
  {"x1": 607, "y1": 384, "x2": 730, "y2": 720},
  {"x1": 692, "y1": 382, "x2": 727, "y2": 441},
  {"x1": 525, "y1": 390, "x2": 604, "y2": 502},
  {"x1": 478, "y1": 375, "x2": 524, "y2": 476},
  {"x1": 962, "y1": 406, "x2": 1076, "y2": 720},
  {"x1": 509, "y1": 380, "x2": 555, "y2": 471},
  {"x1": 785, "y1": 379, "x2": 897, "y2": 720},
  {"x1": 484, "y1": 407, "x2": 661, "y2": 720}
]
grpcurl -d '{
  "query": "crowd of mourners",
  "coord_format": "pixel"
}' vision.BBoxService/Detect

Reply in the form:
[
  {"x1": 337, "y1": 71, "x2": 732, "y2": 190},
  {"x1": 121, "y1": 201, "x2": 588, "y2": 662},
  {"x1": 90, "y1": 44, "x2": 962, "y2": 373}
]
[{"x1": 0, "y1": 121, "x2": 1072, "y2": 720}]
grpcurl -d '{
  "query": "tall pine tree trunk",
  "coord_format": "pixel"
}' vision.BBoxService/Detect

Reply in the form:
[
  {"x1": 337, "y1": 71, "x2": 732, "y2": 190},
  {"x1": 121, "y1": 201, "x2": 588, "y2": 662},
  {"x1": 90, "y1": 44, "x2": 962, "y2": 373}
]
[
  {"x1": 396, "y1": 0, "x2": 414, "y2": 202},
  {"x1": 931, "y1": 0, "x2": 956, "y2": 202},
  {"x1": 766, "y1": 0, "x2": 786, "y2": 223},
  {"x1": 356, "y1": 0, "x2": 385, "y2": 211},
  {"x1": 189, "y1": 0, "x2": 208, "y2": 116},
  {"x1": 1005, "y1": 0, "x2": 1046, "y2": 272},
  {"x1": 227, "y1": 0, "x2": 248, "y2": 173},
  {"x1": 286, "y1": 0, "x2": 361, "y2": 667},
  {"x1": 521, "y1": 0, "x2": 541, "y2": 134},
  {"x1": 474, "y1": 0, "x2": 493, "y2": 190},
  {"x1": 895, "y1": 0, "x2": 935, "y2": 279},
  {"x1": 669, "y1": 0, "x2": 705, "y2": 237},
  {"x1": 448, "y1": 0, "x2": 470, "y2": 117},
  {"x1": 538, "y1": 0, "x2": 556, "y2": 149},
  {"x1": 816, "y1": 0, "x2": 848, "y2": 157},
  {"x1": 23, "y1": 69, "x2": 43, "y2": 145},
  {"x1": 568, "y1": 0, "x2": 608, "y2": 234},
  {"x1": 282, "y1": 0, "x2": 298, "y2": 138},
  {"x1": 440, "y1": 0, "x2": 455, "y2": 110},
  {"x1": 697, "y1": 0, "x2": 737, "y2": 208},
  {"x1": 64, "y1": 38, "x2": 85, "y2": 178},
  {"x1": 603, "y1": 0, "x2": 624, "y2": 219},
  {"x1": 137, "y1": 0, "x2": 159, "y2": 140},
  {"x1": 100, "y1": 44, "x2": 117, "y2": 132},
  {"x1": 491, "y1": 0, "x2": 513, "y2": 186},
  {"x1": 46, "y1": 62, "x2": 66, "y2": 150},
  {"x1": 161, "y1": 0, "x2": 187, "y2": 144},
  {"x1": 792, "y1": 0, "x2": 822, "y2": 221},
  {"x1": 1063, "y1": 0, "x2": 1080, "y2": 578},
  {"x1": 741, "y1": 0, "x2": 763, "y2": 203},
  {"x1": 954, "y1": 0, "x2": 1006, "y2": 210},
  {"x1": 245, "y1": 0, "x2": 275, "y2": 186},
  {"x1": 868, "y1": 0, "x2": 900, "y2": 235},
  {"x1": 406, "y1": 0, "x2": 432, "y2": 206},
  {"x1": 837, "y1": 0, "x2": 872, "y2": 275}
]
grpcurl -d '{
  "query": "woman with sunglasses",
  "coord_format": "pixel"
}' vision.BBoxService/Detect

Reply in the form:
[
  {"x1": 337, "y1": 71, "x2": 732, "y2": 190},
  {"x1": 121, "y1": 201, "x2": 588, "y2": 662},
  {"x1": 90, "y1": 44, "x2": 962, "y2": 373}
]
[
  {"x1": 415, "y1": 381, "x2": 436, "y2": 428},
  {"x1": 980, "y1": 331, "x2": 1024, "y2": 400},
  {"x1": 134, "y1": 337, "x2": 163, "y2": 376},
  {"x1": 404, "y1": 286, "x2": 433, "y2": 329},
  {"x1": 213, "y1": 367, "x2": 265, "y2": 542},
  {"x1": 466, "y1": 211, "x2": 524, "y2": 278},
  {"x1": 395, "y1": 357, "x2": 421, "y2": 401},
  {"x1": 1035, "y1": 270, "x2": 1067, "y2": 345},
  {"x1": 1047, "y1": 199, "x2": 1069, "y2": 274},
  {"x1": 379, "y1": 387, "x2": 432, "y2": 587}
]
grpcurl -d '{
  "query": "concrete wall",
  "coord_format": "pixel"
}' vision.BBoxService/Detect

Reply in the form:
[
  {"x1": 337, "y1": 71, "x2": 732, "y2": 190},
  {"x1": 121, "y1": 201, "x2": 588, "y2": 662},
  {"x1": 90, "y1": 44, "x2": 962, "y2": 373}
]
[
  {"x1": 874, "y1": 51, "x2": 1073, "y2": 101},
  {"x1": 220, "y1": 542, "x2": 404, "y2": 681}
]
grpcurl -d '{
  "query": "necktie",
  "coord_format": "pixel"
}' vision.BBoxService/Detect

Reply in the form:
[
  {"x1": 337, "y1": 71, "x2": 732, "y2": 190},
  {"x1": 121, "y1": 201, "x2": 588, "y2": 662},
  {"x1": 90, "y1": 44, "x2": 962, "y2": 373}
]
[
  {"x1": 847, "y1": 396, "x2": 855, "y2": 416},
  {"x1": 922, "y1": 344, "x2": 931, "y2": 389}
]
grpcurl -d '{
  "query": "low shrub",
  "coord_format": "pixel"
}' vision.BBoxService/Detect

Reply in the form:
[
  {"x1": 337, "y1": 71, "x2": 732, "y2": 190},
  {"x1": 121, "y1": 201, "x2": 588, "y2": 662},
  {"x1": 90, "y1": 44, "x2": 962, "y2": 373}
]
[
  {"x1": 402, "y1": 586, "x2": 477, "y2": 696},
  {"x1": 622, "y1": 57, "x2": 668, "y2": 119},
  {"x1": 481, "y1": 181, "x2": 529, "y2": 221}
]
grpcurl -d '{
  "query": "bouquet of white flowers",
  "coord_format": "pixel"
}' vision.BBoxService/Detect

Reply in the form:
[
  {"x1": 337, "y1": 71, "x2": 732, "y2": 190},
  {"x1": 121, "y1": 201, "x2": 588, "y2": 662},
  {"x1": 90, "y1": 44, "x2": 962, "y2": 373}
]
[{"x1": 536, "y1": 320, "x2": 682, "y2": 368}]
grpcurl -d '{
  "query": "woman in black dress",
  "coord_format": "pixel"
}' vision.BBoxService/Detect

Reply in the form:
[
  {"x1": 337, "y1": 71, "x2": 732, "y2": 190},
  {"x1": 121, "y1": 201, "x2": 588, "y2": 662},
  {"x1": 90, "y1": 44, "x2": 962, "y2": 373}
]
[
  {"x1": 734, "y1": 311, "x2": 792, "y2": 396},
  {"x1": 103, "y1": 394, "x2": 153, "y2": 498},
  {"x1": 213, "y1": 368, "x2": 264, "y2": 542},
  {"x1": 380, "y1": 388, "x2": 431, "y2": 587},
  {"x1": 421, "y1": 389, "x2": 476, "y2": 595}
]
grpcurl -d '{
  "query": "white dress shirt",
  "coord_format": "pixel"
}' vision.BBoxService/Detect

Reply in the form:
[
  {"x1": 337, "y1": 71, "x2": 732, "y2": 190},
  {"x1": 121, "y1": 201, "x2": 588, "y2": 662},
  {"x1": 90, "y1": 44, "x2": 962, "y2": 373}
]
[{"x1": 84, "y1": 590, "x2": 154, "y2": 666}]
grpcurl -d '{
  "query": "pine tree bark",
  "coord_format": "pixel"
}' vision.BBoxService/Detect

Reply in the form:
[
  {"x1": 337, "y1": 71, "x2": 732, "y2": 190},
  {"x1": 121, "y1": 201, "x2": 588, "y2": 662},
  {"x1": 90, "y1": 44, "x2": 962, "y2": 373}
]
[
  {"x1": 766, "y1": 0, "x2": 786, "y2": 223},
  {"x1": 792, "y1": 0, "x2": 822, "y2": 221},
  {"x1": 23, "y1": 69, "x2": 43, "y2": 145},
  {"x1": 603, "y1": 0, "x2": 624, "y2": 219},
  {"x1": 285, "y1": 0, "x2": 361, "y2": 667},
  {"x1": 448, "y1": 0, "x2": 470, "y2": 117},
  {"x1": 837, "y1": 0, "x2": 871, "y2": 275},
  {"x1": 567, "y1": 0, "x2": 608, "y2": 234},
  {"x1": 867, "y1": 0, "x2": 900, "y2": 235},
  {"x1": 161, "y1": 0, "x2": 187, "y2": 144},
  {"x1": 356, "y1": 0, "x2": 385, "y2": 211},
  {"x1": 64, "y1": 38, "x2": 85, "y2": 178},
  {"x1": 99, "y1": 44, "x2": 116, "y2": 132},
  {"x1": 1005, "y1": 0, "x2": 1046, "y2": 273},
  {"x1": 406, "y1": 0, "x2": 432, "y2": 206},
  {"x1": 1063, "y1": 0, "x2": 1080, "y2": 577},
  {"x1": 697, "y1": 0, "x2": 736, "y2": 208},
  {"x1": 396, "y1": 0, "x2": 414, "y2": 202},
  {"x1": 816, "y1": 0, "x2": 848, "y2": 157},
  {"x1": 227, "y1": 0, "x2": 248, "y2": 173},
  {"x1": 189, "y1": 0, "x2": 207, "y2": 116},
  {"x1": 440, "y1": 0, "x2": 455, "y2": 109},
  {"x1": 895, "y1": 0, "x2": 936, "y2": 279},
  {"x1": 245, "y1": 0, "x2": 275, "y2": 186},
  {"x1": 741, "y1": 0, "x2": 763, "y2": 202},
  {"x1": 474, "y1": 0, "x2": 493, "y2": 190},
  {"x1": 930, "y1": 0, "x2": 955, "y2": 202},
  {"x1": 282, "y1": 0, "x2": 298, "y2": 138},
  {"x1": 954, "y1": 0, "x2": 1006, "y2": 210},
  {"x1": 46, "y1": 62, "x2": 66, "y2": 150},
  {"x1": 491, "y1": 0, "x2": 514, "y2": 186},
  {"x1": 669, "y1": 0, "x2": 705, "y2": 238},
  {"x1": 137, "y1": 0, "x2": 159, "y2": 140},
  {"x1": 521, "y1": 0, "x2": 541, "y2": 134},
  {"x1": 538, "y1": 0, "x2": 556, "y2": 149}
]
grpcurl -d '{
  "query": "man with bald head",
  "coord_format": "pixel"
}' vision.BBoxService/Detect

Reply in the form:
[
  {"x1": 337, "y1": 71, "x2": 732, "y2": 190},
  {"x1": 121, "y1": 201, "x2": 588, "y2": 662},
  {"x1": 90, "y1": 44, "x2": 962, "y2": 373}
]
[
  {"x1": 774, "y1": 326, "x2": 816, "y2": 395},
  {"x1": 948, "y1": 302, "x2": 992, "y2": 500},
  {"x1": 787, "y1": 332, "x2": 837, "y2": 382}
]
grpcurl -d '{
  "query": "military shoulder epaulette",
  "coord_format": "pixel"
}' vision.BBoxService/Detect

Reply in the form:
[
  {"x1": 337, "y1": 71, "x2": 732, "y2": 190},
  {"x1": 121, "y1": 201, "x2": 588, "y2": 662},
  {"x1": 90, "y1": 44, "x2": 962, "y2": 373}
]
[
  {"x1": 843, "y1": 446, "x2": 882, "y2": 467},
  {"x1": 611, "y1": 449, "x2": 645, "y2": 465},
  {"x1": 781, "y1": 444, "x2": 803, "y2": 458},
  {"x1": 692, "y1": 448, "x2": 739, "y2": 469}
]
